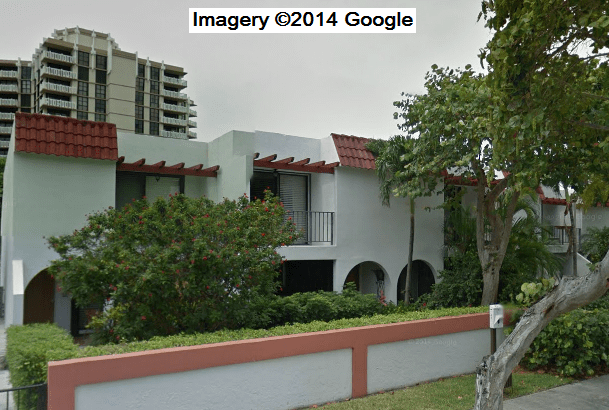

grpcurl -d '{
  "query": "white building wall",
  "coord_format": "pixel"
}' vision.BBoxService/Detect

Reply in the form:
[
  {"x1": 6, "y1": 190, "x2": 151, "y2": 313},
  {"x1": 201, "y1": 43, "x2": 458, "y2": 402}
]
[{"x1": 3, "y1": 151, "x2": 115, "y2": 326}]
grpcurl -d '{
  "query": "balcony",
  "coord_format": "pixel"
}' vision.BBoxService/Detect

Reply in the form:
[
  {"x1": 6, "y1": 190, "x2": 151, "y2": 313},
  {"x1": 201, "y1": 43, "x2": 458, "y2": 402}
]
[
  {"x1": 161, "y1": 130, "x2": 189, "y2": 140},
  {"x1": 41, "y1": 82, "x2": 76, "y2": 94},
  {"x1": 188, "y1": 130, "x2": 197, "y2": 139},
  {"x1": 289, "y1": 211, "x2": 335, "y2": 245},
  {"x1": 189, "y1": 108, "x2": 197, "y2": 117},
  {"x1": 0, "y1": 127, "x2": 12, "y2": 135},
  {"x1": 162, "y1": 103, "x2": 189, "y2": 114},
  {"x1": 43, "y1": 50, "x2": 75, "y2": 64},
  {"x1": 0, "y1": 99, "x2": 18, "y2": 107},
  {"x1": 548, "y1": 226, "x2": 581, "y2": 254},
  {"x1": 187, "y1": 119, "x2": 197, "y2": 128},
  {"x1": 41, "y1": 66, "x2": 76, "y2": 80},
  {"x1": 0, "y1": 70, "x2": 18, "y2": 78},
  {"x1": 40, "y1": 97, "x2": 76, "y2": 110},
  {"x1": 188, "y1": 98, "x2": 196, "y2": 107},
  {"x1": 162, "y1": 89, "x2": 187, "y2": 100},
  {"x1": 0, "y1": 113, "x2": 15, "y2": 120},
  {"x1": 161, "y1": 117, "x2": 187, "y2": 126},
  {"x1": 0, "y1": 84, "x2": 18, "y2": 93},
  {"x1": 0, "y1": 139, "x2": 10, "y2": 147},
  {"x1": 162, "y1": 76, "x2": 187, "y2": 88}
]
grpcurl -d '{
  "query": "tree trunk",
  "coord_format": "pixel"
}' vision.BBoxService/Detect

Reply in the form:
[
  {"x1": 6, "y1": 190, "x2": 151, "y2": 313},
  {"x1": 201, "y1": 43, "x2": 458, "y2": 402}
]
[
  {"x1": 474, "y1": 251, "x2": 609, "y2": 410},
  {"x1": 404, "y1": 198, "x2": 415, "y2": 304},
  {"x1": 567, "y1": 200, "x2": 577, "y2": 275},
  {"x1": 475, "y1": 175, "x2": 519, "y2": 306}
]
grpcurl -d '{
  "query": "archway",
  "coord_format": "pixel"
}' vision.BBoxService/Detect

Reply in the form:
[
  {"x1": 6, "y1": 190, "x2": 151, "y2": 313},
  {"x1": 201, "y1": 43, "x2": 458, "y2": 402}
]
[
  {"x1": 397, "y1": 260, "x2": 435, "y2": 302},
  {"x1": 23, "y1": 269, "x2": 55, "y2": 324},
  {"x1": 344, "y1": 261, "x2": 388, "y2": 299}
]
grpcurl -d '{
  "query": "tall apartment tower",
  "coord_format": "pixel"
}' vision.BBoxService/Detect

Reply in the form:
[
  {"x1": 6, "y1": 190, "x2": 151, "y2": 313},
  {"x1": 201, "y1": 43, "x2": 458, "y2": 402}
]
[{"x1": 0, "y1": 27, "x2": 197, "y2": 156}]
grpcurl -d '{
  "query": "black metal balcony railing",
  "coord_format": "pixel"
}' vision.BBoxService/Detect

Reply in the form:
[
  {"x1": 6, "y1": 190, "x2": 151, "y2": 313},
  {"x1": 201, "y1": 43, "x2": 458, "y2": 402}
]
[
  {"x1": 288, "y1": 211, "x2": 334, "y2": 245},
  {"x1": 551, "y1": 226, "x2": 581, "y2": 246}
]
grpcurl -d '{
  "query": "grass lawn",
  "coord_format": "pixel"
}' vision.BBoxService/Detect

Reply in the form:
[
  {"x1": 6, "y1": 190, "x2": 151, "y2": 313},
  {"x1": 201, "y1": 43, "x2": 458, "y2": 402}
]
[{"x1": 311, "y1": 368, "x2": 572, "y2": 410}]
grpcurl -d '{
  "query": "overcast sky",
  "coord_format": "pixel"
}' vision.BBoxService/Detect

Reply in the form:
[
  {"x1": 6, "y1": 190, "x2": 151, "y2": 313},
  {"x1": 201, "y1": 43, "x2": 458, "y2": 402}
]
[{"x1": 1, "y1": 0, "x2": 492, "y2": 141}]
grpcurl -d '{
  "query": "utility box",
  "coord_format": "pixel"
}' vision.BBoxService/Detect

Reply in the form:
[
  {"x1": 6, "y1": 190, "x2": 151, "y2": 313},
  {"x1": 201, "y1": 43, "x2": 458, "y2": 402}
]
[{"x1": 489, "y1": 304, "x2": 504, "y2": 328}]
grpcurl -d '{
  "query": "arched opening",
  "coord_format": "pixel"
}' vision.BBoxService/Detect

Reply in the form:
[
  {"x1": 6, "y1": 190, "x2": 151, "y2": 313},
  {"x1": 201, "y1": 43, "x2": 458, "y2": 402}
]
[
  {"x1": 344, "y1": 261, "x2": 388, "y2": 299},
  {"x1": 397, "y1": 260, "x2": 436, "y2": 302},
  {"x1": 23, "y1": 269, "x2": 55, "y2": 324}
]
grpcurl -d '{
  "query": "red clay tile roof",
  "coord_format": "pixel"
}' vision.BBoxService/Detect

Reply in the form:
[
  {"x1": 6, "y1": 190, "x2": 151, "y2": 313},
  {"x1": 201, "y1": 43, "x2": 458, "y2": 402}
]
[
  {"x1": 331, "y1": 133, "x2": 375, "y2": 170},
  {"x1": 14, "y1": 112, "x2": 118, "y2": 160}
]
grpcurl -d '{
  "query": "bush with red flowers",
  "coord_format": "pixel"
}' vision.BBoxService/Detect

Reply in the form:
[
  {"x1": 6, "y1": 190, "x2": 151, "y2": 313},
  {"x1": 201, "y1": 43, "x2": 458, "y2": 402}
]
[{"x1": 48, "y1": 191, "x2": 296, "y2": 343}]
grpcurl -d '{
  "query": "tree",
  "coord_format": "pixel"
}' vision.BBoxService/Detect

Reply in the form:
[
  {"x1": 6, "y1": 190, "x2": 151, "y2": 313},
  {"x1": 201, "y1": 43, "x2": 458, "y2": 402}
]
[
  {"x1": 471, "y1": 0, "x2": 609, "y2": 408},
  {"x1": 48, "y1": 192, "x2": 296, "y2": 342},
  {"x1": 394, "y1": 66, "x2": 527, "y2": 306},
  {"x1": 367, "y1": 137, "x2": 418, "y2": 304}
]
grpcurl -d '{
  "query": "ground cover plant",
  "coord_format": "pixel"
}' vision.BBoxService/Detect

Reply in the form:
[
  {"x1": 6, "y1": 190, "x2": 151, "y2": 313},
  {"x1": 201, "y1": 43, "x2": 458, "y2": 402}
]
[
  {"x1": 47, "y1": 192, "x2": 296, "y2": 343},
  {"x1": 315, "y1": 370, "x2": 573, "y2": 410}
]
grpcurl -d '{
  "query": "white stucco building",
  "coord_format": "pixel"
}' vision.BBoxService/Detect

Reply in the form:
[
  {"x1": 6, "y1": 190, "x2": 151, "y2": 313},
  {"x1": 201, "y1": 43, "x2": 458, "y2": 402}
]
[{"x1": 1, "y1": 113, "x2": 444, "y2": 334}]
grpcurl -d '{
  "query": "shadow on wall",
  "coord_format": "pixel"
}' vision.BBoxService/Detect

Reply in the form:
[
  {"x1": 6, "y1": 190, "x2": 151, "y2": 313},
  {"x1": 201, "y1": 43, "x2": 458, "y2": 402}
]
[
  {"x1": 23, "y1": 269, "x2": 54, "y2": 324},
  {"x1": 344, "y1": 261, "x2": 389, "y2": 300},
  {"x1": 397, "y1": 260, "x2": 435, "y2": 303}
]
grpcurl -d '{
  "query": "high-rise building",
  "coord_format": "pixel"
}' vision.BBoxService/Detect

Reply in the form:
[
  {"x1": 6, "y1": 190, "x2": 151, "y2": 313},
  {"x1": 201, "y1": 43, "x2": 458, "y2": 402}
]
[{"x1": 0, "y1": 27, "x2": 197, "y2": 156}]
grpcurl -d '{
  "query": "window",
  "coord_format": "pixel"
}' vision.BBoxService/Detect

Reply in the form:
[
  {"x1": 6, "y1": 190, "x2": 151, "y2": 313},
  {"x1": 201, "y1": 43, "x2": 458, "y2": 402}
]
[
  {"x1": 77, "y1": 111, "x2": 88, "y2": 120},
  {"x1": 150, "y1": 108, "x2": 159, "y2": 122},
  {"x1": 95, "y1": 84, "x2": 106, "y2": 99},
  {"x1": 95, "y1": 70, "x2": 106, "y2": 84},
  {"x1": 150, "y1": 80, "x2": 159, "y2": 95},
  {"x1": 95, "y1": 113, "x2": 106, "y2": 122},
  {"x1": 136, "y1": 77, "x2": 145, "y2": 92},
  {"x1": 150, "y1": 94, "x2": 159, "y2": 108},
  {"x1": 135, "y1": 91, "x2": 144, "y2": 105},
  {"x1": 95, "y1": 99, "x2": 106, "y2": 113},
  {"x1": 96, "y1": 55, "x2": 107, "y2": 70},
  {"x1": 78, "y1": 66, "x2": 89, "y2": 81},
  {"x1": 138, "y1": 64, "x2": 146, "y2": 78},
  {"x1": 250, "y1": 171, "x2": 309, "y2": 244},
  {"x1": 20, "y1": 94, "x2": 31, "y2": 107},
  {"x1": 21, "y1": 67, "x2": 32, "y2": 80},
  {"x1": 150, "y1": 67, "x2": 160, "y2": 81},
  {"x1": 77, "y1": 96, "x2": 88, "y2": 112},
  {"x1": 21, "y1": 80, "x2": 31, "y2": 94},
  {"x1": 78, "y1": 51, "x2": 89, "y2": 67},
  {"x1": 149, "y1": 122, "x2": 159, "y2": 136},
  {"x1": 135, "y1": 105, "x2": 144, "y2": 119},
  {"x1": 78, "y1": 81, "x2": 88, "y2": 96},
  {"x1": 135, "y1": 119, "x2": 144, "y2": 134}
]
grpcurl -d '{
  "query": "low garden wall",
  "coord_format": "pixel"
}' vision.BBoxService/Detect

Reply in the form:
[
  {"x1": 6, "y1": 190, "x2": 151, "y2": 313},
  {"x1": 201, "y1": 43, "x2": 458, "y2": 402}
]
[{"x1": 48, "y1": 312, "x2": 492, "y2": 410}]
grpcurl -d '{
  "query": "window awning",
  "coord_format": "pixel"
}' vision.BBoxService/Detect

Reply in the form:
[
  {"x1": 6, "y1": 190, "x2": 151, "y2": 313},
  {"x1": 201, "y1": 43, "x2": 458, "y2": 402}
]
[
  {"x1": 117, "y1": 156, "x2": 219, "y2": 177},
  {"x1": 254, "y1": 153, "x2": 339, "y2": 174}
]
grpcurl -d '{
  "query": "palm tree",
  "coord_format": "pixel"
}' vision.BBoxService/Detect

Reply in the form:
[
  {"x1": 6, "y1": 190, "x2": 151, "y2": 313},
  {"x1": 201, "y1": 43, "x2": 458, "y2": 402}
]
[{"x1": 367, "y1": 136, "x2": 416, "y2": 304}]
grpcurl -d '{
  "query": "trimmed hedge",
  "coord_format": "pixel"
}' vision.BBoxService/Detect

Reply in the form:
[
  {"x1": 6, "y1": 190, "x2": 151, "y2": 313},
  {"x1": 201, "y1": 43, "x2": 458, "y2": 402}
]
[
  {"x1": 6, "y1": 323, "x2": 79, "y2": 409},
  {"x1": 6, "y1": 306, "x2": 486, "y2": 388}
]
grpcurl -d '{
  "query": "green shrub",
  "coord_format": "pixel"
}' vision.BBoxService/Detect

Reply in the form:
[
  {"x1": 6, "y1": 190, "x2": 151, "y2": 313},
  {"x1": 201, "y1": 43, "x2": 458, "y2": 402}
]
[
  {"x1": 47, "y1": 192, "x2": 296, "y2": 342},
  {"x1": 246, "y1": 283, "x2": 387, "y2": 328},
  {"x1": 580, "y1": 226, "x2": 609, "y2": 264},
  {"x1": 6, "y1": 323, "x2": 79, "y2": 409},
  {"x1": 523, "y1": 306, "x2": 609, "y2": 376}
]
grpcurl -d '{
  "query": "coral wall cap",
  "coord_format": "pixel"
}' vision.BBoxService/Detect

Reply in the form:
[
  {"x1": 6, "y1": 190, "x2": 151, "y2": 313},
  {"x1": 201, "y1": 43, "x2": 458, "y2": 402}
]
[
  {"x1": 14, "y1": 112, "x2": 118, "y2": 160},
  {"x1": 331, "y1": 133, "x2": 375, "y2": 170}
]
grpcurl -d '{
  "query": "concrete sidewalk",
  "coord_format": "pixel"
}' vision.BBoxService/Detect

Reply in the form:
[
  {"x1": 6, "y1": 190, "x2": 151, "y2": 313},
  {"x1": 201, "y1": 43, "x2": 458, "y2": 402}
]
[{"x1": 504, "y1": 374, "x2": 609, "y2": 410}]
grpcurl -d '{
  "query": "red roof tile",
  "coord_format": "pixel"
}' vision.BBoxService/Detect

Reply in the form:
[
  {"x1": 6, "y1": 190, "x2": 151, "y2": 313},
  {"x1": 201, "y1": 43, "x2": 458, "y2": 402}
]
[
  {"x1": 14, "y1": 112, "x2": 118, "y2": 160},
  {"x1": 331, "y1": 134, "x2": 375, "y2": 170}
]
